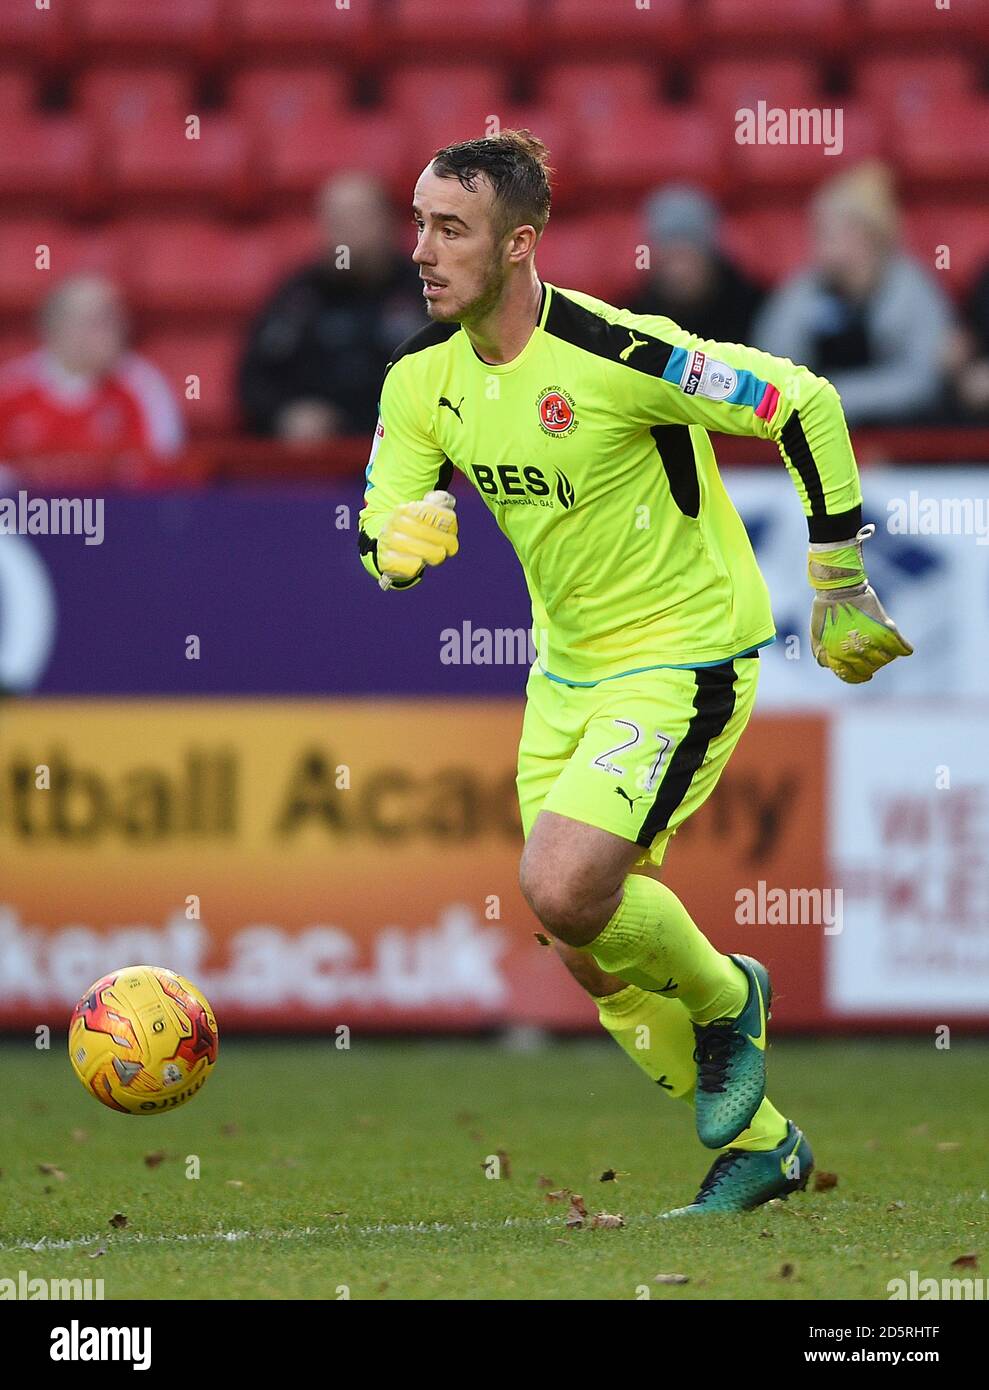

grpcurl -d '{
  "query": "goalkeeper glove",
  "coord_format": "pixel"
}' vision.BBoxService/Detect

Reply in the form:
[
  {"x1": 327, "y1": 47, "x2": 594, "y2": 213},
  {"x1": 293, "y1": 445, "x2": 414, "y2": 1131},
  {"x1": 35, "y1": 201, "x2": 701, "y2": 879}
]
[
  {"x1": 808, "y1": 523, "x2": 913, "y2": 683},
  {"x1": 377, "y1": 490, "x2": 458, "y2": 588}
]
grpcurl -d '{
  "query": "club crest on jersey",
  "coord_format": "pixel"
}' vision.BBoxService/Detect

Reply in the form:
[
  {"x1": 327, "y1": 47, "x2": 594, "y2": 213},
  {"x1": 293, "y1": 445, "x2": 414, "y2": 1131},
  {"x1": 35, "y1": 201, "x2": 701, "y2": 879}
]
[
  {"x1": 679, "y1": 350, "x2": 738, "y2": 401},
  {"x1": 536, "y1": 386, "x2": 577, "y2": 436}
]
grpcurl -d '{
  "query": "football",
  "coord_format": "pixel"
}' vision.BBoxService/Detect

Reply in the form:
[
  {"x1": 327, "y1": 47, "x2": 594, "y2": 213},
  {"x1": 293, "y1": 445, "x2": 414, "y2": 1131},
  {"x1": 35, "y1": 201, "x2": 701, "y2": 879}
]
[{"x1": 68, "y1": 966, "x2": 219, "y2": 1115}]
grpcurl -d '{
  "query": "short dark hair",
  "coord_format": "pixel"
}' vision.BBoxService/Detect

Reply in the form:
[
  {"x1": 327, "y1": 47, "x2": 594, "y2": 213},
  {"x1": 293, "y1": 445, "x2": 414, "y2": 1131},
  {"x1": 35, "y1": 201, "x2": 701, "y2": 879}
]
[{"x1": 430, "y1": 129, "x2": 553, "y2": 242}]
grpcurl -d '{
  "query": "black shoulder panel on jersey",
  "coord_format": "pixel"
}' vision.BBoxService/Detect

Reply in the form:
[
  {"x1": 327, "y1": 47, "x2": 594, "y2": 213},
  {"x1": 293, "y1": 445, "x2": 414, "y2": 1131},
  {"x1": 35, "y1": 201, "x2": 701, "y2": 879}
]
[
  {"x1": 386, "y1": 319, "x2": 461, "y2": 373},
  {"x1": 544, "y1": 289, "x2": 676, "y2": 378}
]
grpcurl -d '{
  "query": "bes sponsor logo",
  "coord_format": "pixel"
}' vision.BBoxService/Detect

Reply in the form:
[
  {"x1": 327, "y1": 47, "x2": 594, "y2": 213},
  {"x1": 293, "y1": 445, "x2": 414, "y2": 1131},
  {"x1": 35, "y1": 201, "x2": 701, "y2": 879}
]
[
  {"x1": 536, "y1": 385, "x2": 577, "y2": 436},
  {"x1": 470, "y1": 463, "x2": 576, "y2": 510}
]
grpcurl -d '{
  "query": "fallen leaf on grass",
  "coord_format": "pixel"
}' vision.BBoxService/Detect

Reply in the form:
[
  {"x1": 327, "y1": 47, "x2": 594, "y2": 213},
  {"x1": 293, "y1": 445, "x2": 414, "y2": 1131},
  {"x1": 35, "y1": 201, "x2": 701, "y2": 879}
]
[
  {"x1": 108, "y1": 1213, "x2": 127, "y2": 1230},
  {"x1": 144, "y1": 1151, "x2": 166, "y2": 1169},
  {"x1": 226, "y1": 1180, "x2": 245, "y2": 1189},
  {"x1": 653, "y1": 1273, "x2": 689, "y2": 1285},
  {"x1": 813, "y1": 1171, "x2": 839, "y2": 1192},
  {"x1": 537, "y1": 1175, "x2": 555, "y2": 1189},
  {"x1": 951, "y1": 1253, "x2": 979, "y2": 1270},
  {"x1": 590, "y1": 1213, "x2": 625, "y2": 1229},
  {"x1": 760, "y1": 1229, "x2": 774, "y2": 1238},
  {"x1": 937, "y1": 1142, "x2": 961, "y2": 1152},
  {"x1": 778, "y1": 1262, "x2": 795, "y2": 1279},
  {"x1": 565, "y1": 1194, "x2": 588, "y2": 1229},
  {"x1": 37, "y1": 1164, "x2": 66, "y2": 1181},
  {"x1": 88, "y1": 1246, "x2": 107, "y2": 1259},
  {"x1": 887, "y1": 1201, "x2": 905, "y2": 1212},
  {"x1": 599, "y1": 1169, "x2": 628, "y2": 1183}
]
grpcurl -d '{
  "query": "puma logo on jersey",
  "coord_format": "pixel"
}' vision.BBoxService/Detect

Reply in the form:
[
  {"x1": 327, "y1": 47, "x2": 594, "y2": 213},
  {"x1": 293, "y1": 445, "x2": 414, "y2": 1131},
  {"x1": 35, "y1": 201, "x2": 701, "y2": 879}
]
[
  {"x1": 615, "y1": 786, "x2": 643, "y2": 811},
  {"x1": 438, "y1": 395, "x2": 464, "y2": 422},
  {"x1": 619, "y1": 332, "x2": 648, "y2": 362}
]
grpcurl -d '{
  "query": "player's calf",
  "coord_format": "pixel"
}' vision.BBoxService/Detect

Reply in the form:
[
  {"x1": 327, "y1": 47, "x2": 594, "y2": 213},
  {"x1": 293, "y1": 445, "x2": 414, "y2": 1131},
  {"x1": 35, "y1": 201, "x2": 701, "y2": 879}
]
[{"x1": 551, "y1": 939, "x2": 627, "y2": 997}]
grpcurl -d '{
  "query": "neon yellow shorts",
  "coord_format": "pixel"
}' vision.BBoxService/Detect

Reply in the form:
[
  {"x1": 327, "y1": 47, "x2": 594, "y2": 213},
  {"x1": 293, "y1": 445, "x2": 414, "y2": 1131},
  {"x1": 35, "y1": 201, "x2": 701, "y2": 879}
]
[{"x1": 516, "y1": 655, "x2": 759, "y2": 867}]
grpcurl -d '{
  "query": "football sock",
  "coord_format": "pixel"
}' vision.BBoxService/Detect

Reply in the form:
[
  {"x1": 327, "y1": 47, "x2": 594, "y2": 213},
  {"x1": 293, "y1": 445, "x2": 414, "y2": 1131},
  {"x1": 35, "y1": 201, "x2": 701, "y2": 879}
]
[
  {"x1": 585, "y1": 872, "x2": 747, "y2": 1023},
  {"x1": 595, "y1": 983, "x2": 788, "y2": 1151}
]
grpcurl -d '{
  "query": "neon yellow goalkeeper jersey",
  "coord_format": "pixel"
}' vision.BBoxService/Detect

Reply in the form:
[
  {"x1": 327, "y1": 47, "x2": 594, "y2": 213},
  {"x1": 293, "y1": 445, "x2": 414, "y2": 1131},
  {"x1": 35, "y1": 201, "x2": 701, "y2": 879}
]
[{"x1": 358, "y1": 282, "x2": 863, "y2": 684}]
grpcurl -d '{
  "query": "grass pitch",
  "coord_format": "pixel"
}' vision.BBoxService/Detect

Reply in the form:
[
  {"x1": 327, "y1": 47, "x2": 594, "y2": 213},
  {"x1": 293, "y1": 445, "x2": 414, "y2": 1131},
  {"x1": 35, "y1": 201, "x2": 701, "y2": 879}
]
[{"x1": 1, "y1": 1037, "x2": 986, "y2": 1300}]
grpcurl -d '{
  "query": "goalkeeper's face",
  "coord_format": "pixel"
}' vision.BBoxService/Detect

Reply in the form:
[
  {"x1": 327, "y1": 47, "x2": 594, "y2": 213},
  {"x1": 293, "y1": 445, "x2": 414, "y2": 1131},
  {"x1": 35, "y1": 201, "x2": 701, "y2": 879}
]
[{"x1": 412, "y1": 164, "x2": 512, "y2": 325}]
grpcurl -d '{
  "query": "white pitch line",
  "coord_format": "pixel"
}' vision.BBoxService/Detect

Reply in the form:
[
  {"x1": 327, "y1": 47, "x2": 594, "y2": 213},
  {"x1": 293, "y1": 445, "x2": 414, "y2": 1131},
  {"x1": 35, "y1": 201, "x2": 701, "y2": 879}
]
[{"x1": 0, "y1": 1214, "x2": 570, "y2": 1255}]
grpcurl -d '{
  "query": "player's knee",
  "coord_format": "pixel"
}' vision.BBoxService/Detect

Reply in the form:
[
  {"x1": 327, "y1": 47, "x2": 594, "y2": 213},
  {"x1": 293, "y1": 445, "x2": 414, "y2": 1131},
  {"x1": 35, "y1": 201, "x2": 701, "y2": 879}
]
[{"x1": 518, "y1": 854, "x2": 610, "y2": 946}]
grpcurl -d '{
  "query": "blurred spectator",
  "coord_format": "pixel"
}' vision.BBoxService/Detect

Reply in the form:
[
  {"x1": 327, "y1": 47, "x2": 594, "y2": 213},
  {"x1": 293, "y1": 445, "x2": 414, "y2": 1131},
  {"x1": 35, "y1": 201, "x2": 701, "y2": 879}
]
[
  {"x1": 627, "y1": 184, "x2": 764, "y2": 344},
  {"x1": 752, "y1": 162, "x2": 954, "y2": 427},
  {"x1": 0, "y1": 274, "x2": 184, "y2": 463},
  {"x1": 238, "y1": 172, "x2": 425, "y2": 442},
  {"x1": 946, "y1": 260, "x2": 989, "y2": 421}
]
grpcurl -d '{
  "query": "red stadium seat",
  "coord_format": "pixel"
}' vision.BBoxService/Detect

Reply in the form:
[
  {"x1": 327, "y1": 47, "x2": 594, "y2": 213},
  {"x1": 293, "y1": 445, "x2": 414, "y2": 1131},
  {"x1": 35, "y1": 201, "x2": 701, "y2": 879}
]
[
  {"x1": 544, "y1": 0, "x2": 688, "y2": 52},
  {"x1": 902, "y1": 205, "x2": 989, "y2": 295},
  {"x1": 0, "y1": 0, "x2": 70, "y2": 62},
  {"x1": 260, "y1": 111, "x2": 412, "y2": 202},
  {"x1": 0, "y1": 220, "x2": 127, "y2": 316},
  {"x1": 117, "y1": 220, "x2": 278, "y2": 320},
  {"x1": 0, "y1": 331, "x2": 36, "y2": 370},
  {"x1": 897, "y1": 98, "x2": 989, "y2": 189},
  {"x1": 77, "y1": 68, "x2": 194, "y2": 131},
  {"x1": 234, "y1": 0, "x2": 376, "y2": 56},
  {"x1": 536, "y1": 212, "x2": 644, "y2": 306},
  {"x1": 0, "y1": 117, "x2": 97, "y2": 214},
  {"x1": 73, "y1": 0, "x2": 224, "y2": 61},
  {"x1": 857, "y1": 55, "x2": 979, "y2": 123},
  {"x1": 139, "y1": 329, "x2": 240, "y2": 436},
  {"x1": 702, "y1": 0, "x2": 849, "y2": 44},
  {"x1": 381, "y1": 66, "x2": 511, "y2": 166},
  {"x1": 578, "y1": 105, "x2": 724, "y2": 199},
  {"x1": 539, "y1": 62, "x2": 660, "y2": 124},
  {"x1": 263, "y1": 217, "x2": 324, "y2": 279},
  {"x1": 0, "y1": 68, "x2": 36, "y2": 116},
  {"x1": 723, "y1": 209, "x2": 810, "y2": 289},
  {"x1": 390, "y1": 0, "x2": 530, "y2": 56},
  {"x1": 230, "y1": 67, "x2": 351, "y2": 135},
  {"x1": 487, "y1": 105, "x2": 576, "y2": 206},
  {"x1": 384, "y1": 64, "x2": 508, "y2": 132},
  {"x1": 730, "y1": 103, "x2": 884, "y2": 197},
  {"x1": 104, "y1": 113, "x2": 255, "y2": 212},
  {"x1": 696, "y1": 59, "x2": 824, "y2": 119},
  {"x1": 861, "y1": 0, "x2": 985, "y2": 37}
]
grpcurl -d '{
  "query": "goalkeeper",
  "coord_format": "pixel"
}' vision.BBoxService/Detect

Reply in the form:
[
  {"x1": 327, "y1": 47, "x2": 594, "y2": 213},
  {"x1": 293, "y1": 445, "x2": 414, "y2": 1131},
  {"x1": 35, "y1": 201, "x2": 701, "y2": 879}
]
[{"x1": 358, "y1": 131, "x2": 911, "y2": 1216}]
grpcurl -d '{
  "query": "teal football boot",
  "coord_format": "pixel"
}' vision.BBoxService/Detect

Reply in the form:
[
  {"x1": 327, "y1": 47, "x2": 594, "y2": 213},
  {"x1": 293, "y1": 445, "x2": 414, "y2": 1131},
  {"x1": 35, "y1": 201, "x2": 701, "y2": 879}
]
[
  {"x1": 660, "y1": 1121, "x2": 813, "y2": 1217},
  {"x1": 692, "y1": 954, "x2": 771, "y2": 1149}
]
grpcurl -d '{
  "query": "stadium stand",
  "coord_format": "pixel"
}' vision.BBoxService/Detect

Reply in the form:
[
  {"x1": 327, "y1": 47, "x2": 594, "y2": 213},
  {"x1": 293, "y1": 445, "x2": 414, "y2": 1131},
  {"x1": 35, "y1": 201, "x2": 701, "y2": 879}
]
[{"x1": 0, "y1": 0, "x2": 985, "y2": 461}]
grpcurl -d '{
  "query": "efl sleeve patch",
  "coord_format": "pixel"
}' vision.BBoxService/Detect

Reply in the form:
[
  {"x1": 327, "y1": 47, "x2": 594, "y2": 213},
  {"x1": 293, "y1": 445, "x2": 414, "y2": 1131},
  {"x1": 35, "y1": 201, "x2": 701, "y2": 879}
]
[{"x1": 678, "y1": 349, "x2": 738, "y2": 401}]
